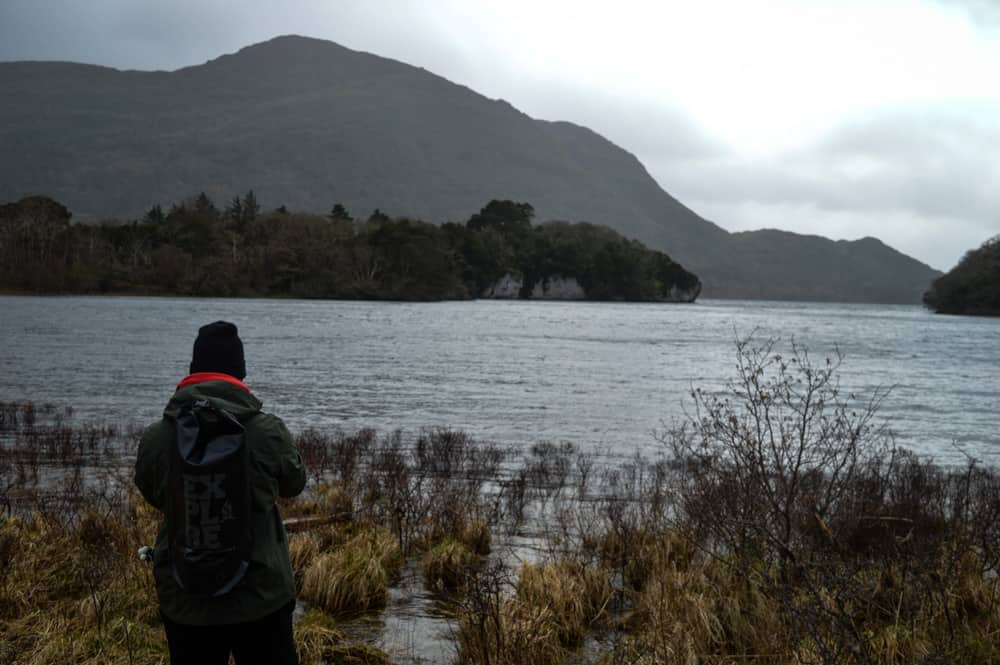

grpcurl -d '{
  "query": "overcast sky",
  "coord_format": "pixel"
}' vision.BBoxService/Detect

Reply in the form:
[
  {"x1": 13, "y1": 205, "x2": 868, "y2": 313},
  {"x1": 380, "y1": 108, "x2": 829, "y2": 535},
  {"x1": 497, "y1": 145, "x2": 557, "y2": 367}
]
[{"x1": 2, "y1": 0, "x2": 997, "y2": 271}]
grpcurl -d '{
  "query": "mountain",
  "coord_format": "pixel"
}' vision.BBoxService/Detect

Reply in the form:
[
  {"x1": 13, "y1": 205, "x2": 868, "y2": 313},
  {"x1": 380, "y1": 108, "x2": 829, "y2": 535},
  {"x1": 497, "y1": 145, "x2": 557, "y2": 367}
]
[
  {"x1": 0, "y1": 35, "x2": 938, "y2": 302},
  {"x1": 923, "y1": 236, "x2": 1000, "y2": 315}
]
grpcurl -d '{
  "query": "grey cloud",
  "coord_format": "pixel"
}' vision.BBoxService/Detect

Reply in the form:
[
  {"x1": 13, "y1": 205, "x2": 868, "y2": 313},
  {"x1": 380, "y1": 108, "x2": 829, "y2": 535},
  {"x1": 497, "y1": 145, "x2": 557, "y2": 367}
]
[
  {"x1": 648, "y1": 106, "x2": 999, "y2": 226},
  {"x1": 0, "y1": 1, "x2": 433, "y2": 70},
  {"x1": 642, "y1": 105, "x2": 999, "y2": 269},
  {"x1": 937, "y1": 0, "x2": 1000, "y2": 28},
  {"x1": 488, "y1": 82, "x2": 726, "y2": 163},
  {"x1": 0, "y1": 0, "x2": 251, "y2": 68}
]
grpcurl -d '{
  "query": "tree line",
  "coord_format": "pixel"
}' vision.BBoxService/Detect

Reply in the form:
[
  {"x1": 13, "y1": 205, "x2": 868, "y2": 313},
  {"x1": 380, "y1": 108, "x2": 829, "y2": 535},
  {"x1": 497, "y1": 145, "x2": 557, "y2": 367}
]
[
  {"x1": 923, "y1": 235, "x2": 1000, "y2": 316},
  {"x1": 0, "y1": 193, "x2": 700, "y2": 302}
]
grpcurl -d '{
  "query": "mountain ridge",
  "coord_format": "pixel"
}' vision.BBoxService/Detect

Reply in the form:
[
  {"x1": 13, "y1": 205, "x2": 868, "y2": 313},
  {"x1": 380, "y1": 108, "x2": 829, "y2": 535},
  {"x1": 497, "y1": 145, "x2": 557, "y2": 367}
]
[{"x1": 0, "y1": 34, "x2": 938, "y2": 302}]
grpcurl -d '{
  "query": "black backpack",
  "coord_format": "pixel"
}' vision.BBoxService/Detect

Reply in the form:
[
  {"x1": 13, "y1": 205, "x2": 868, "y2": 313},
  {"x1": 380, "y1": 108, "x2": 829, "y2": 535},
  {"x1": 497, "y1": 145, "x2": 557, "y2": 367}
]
[{"x1": 166, "y1": 399, "x2": 253, "y2": 597}]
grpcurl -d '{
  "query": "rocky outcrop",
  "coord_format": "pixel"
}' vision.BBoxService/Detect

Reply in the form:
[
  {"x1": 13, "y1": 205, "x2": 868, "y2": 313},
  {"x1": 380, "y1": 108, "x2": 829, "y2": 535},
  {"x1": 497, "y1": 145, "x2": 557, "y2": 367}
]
[
  {"x1": 666, "y1": 282, "x2": 701, "y2": 303},
  {"x1": 481, "y1": 272, "x2": 700, "y2": 302},
  {"x1": 480, "y1": 272, "x2": 523, "y2": 299},
  {"x1": 481, "y1": 273, "x2": 587, "y2": 300},
  {"x1": 530, "y1": 276, "x2": 586, "y2": 300}
]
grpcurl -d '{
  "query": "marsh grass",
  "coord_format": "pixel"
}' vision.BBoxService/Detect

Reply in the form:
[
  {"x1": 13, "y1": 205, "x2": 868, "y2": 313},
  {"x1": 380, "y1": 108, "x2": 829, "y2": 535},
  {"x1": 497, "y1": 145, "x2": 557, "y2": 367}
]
[
  {"x1": 456, "y1": 560, "x2": 564, "y2": 665},
  {"x1": 0, "y1": 497, "x2": 166, "y2": 665},
  {"x1": 422, "y1": 539, "x2": 478, "y2": 593},
  {"x1": 300, "y1": 526, "x2": 403, "y2": 616},
  {"x1": 294, "y1": 608, "x2": 345, "y2": 665},
  {"x1": 3, "y1": 338, "x2": 1000, "y2": 665},
  {"x1": 515, "y1": 559, "x2": 612, "y2": 647},
  {"x1": 458, "y1": 518, "x2": 491, "y2": 557}
]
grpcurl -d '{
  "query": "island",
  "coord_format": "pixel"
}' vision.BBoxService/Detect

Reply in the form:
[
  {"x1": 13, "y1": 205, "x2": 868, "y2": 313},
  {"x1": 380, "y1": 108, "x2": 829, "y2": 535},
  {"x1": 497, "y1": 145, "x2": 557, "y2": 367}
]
[{"x1": 0, "y1": 195, "x2": 701, "y2": 303}]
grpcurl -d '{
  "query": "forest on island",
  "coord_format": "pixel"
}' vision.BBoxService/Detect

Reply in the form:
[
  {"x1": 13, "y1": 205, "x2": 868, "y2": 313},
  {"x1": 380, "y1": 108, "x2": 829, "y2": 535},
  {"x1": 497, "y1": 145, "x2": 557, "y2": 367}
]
[
  {"x1": 0, "y1": 193, "x2": 700, "y2": 302},
  {"x1": 923, "y1": 235, "x2": 1000, "y2": 316}
]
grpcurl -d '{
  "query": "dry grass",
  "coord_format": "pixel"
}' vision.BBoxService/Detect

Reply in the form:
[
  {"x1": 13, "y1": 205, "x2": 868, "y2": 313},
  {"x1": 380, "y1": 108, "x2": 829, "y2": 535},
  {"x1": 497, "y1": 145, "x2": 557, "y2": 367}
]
[
  {"x1": 616, "y1": 555, "x2": 785, "y2": 665},
  {"x1": 594, "y1": 527, "x2": 695, "y2": 592},
  {"x1": 4, "y1": 380, "x2": 1000, "y2": 665},
  {"x1": 458, "y1": 518, "x2": 492, "y2": 556},
  {"x1": 299, "y1": 525, "x2": 403, "y2": 616},
  {"x1": 0, "y1": 490, "x2": 400, "y2": 665},
  {"x1": 289, "y1": 522, "x2": 359, "y2": 586},
  {"x1": 601, "y1": 541, "x2": 1000, "y2": 665},
  {"x1": 515, "y1": 559, "x2": 612, "y2": 647},
  {"x1": 456, "y1": 557, "x2": 613, "y2": 665},
  {"x1": 294, "y1": 607, "x2": 345, "y2": 665},
  {"x1": 422, "y1": 539, "x2": 477, "y2": 593},
  {"x1": 293, "y1": 606, "x2": 396, "y2": 665},
  {"x1": 457, "y1": 596, "x2": 564, "y2": 665},
  {"x1": 0, "y1": 498, "x2": 167, "y2": 665},
  {"x1": 326, "y1": 643, "x2": 396, "y2": 665}
]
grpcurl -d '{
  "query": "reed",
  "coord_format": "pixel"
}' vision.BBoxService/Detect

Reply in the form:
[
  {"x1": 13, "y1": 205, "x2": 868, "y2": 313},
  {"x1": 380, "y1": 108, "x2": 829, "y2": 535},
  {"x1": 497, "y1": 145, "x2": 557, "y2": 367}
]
[
  {"x1": 515, "y1": 559, "x2": 612, "y2": 647},
  {"x1": 293, "y1": 608, "x2": 345, "y2": 665},
  {"x1": 457, "y1": 597, "x2": 563, "y2": 665},
  {"x1": 458, "y1": 518, "x2": 492, "y2": 556},
  {"x1": 0, "y1": 500, "x2": 167, "y2": 664},
  {"x1": 325, "y1": 643, "x2": 395, "y2": 665},
  {"x1": 422, "y1": 539, "x2": 477, "y2": 593},
  {"x1": 299, "y1": 526, "x2": 403, "y2": 615}
]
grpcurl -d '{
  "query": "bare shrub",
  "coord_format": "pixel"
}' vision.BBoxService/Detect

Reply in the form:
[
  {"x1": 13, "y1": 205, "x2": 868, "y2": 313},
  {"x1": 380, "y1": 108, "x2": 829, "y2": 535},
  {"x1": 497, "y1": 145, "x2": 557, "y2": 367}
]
[
  {"x1": 524, "y1": 441, "x2": 575, "y2": 500},
  {"x1": 295, "y1": 427, "x2": 334, "y2": 488},
  {"x1": 661, "y1": 336, "x2": 1000, "y2": 664},
  {"x1": 665, "y1": 337, "x2": 893, "y2": 573}
]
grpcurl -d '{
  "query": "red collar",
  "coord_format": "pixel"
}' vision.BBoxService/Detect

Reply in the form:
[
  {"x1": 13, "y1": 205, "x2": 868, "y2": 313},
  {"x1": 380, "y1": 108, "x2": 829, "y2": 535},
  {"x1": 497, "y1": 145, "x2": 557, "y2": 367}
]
[{"x1": 176, "y1": 372, "x2": 252, "y2": 393}]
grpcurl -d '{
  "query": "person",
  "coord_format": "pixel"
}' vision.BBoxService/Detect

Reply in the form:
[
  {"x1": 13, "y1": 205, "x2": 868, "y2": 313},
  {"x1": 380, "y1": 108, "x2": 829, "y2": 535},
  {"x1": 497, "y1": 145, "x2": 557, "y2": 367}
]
[{"x1": 135, "y1": 321, "x2": 306, "y2": 665}]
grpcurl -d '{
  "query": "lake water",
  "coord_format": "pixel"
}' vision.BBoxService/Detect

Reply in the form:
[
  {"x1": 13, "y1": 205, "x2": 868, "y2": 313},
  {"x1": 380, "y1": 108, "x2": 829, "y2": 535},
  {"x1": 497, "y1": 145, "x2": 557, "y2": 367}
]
[{"x1": 1, "y1": 295, "x2": 998, "y2": 464}]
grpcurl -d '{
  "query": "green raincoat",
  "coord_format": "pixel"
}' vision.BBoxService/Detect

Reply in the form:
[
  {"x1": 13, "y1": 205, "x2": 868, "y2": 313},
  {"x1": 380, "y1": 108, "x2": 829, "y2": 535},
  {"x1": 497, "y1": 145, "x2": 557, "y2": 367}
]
[{"x1": 134, "y1": 374, "x2": 306, "y2": 625}]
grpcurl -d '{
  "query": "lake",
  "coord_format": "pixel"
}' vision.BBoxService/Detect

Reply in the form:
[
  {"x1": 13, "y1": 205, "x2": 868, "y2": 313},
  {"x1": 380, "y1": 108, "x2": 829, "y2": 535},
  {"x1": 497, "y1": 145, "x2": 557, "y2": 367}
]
[{"x1": 1, "y1": 295, "x2": 998, "y2": 464}]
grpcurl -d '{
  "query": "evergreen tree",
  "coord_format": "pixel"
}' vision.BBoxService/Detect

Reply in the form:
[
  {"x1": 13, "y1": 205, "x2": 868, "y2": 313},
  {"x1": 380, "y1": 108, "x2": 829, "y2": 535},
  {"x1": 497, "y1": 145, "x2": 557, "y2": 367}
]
[
  {"x1": 329, "y1": 203, "x2": 352, "y2": 222},
  {"x1": 225, "y1": 195, "x2": 243, "y2": 225},
  {"x1": 242, "y1": 189, "x2": 259, "y2": 224},
  {"x1": 143, "y1": 204, "x2": 165, "y2": 225},
  {"x1": 193, "y1": 192, "x2": 217, "y2": 216}
]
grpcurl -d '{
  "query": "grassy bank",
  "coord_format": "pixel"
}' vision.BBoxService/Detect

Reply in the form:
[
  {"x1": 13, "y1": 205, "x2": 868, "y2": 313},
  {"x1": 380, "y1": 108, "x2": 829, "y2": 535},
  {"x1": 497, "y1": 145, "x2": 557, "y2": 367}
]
[{"x1": 1, "y1": 339, "x2": 998, "y2": 664}]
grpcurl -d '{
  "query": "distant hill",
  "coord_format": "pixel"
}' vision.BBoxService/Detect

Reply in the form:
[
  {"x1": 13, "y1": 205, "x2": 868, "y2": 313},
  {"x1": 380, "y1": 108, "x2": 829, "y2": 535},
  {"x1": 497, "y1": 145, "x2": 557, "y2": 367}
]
[
  {"x1": 923, "y1": 236, "x2": 1000, "y2": 315},
  {"x1": 0, "y1": 35, "x2": 939, "y2": 302}
]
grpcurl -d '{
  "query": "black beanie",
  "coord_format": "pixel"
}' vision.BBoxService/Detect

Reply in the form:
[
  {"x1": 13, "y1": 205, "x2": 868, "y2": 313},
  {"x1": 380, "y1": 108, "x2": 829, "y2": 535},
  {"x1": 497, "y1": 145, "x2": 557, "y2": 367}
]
[{"x1": 189, "y1": 321, "x2": 246, "y2": 380}]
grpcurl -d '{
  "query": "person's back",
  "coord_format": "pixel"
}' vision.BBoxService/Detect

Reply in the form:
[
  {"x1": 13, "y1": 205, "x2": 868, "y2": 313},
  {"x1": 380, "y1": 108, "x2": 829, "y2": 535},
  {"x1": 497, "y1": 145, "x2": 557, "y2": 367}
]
[{"x1": 135, "y1": 321, "x2": 306, "y2": 665}]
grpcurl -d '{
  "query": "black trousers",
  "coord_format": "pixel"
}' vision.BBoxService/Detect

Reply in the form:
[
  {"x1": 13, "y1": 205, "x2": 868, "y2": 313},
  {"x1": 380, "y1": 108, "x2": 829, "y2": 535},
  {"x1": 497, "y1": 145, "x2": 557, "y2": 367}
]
[{"x1": 161, "y1": 600, "x2": 298, "y2": 665}]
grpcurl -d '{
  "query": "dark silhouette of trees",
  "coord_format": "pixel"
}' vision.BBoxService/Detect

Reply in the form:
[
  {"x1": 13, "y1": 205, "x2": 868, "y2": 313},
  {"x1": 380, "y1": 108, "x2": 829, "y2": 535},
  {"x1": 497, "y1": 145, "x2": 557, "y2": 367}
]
[
  {"x1": 329, "y1": 204, "x2": 352, "y2": 222},
  {"x1": 0, "y1": 194, "x2": 700, "y2": 302},
  {"x1": 0, "y1": 195, "x2": 73, "y2": 290},
  {"x1": 924, "y1": 235, "x2": 1000, "y2": 316},
  {"x1": 143, "y1": 204, "x2": 165, "y2": 225},
  {"x1": 466, "y1": 200, "x2": 534, "y2": 233},
  {"x1": 0, "y1": 195, "x2": 71, "y2": 228}
]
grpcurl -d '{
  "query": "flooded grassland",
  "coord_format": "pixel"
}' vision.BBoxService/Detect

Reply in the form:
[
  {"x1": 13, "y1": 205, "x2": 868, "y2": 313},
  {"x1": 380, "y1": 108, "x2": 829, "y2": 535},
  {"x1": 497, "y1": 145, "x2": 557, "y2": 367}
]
[{"x1": 2, "y1": 340, "x2": 999, "y2": 665}]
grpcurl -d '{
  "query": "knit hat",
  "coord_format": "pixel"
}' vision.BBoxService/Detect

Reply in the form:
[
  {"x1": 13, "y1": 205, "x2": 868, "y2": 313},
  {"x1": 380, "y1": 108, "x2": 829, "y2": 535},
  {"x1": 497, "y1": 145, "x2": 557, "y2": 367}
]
[{"x1": 189, "y1": 321, "x2": 246, "y2": 380}]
